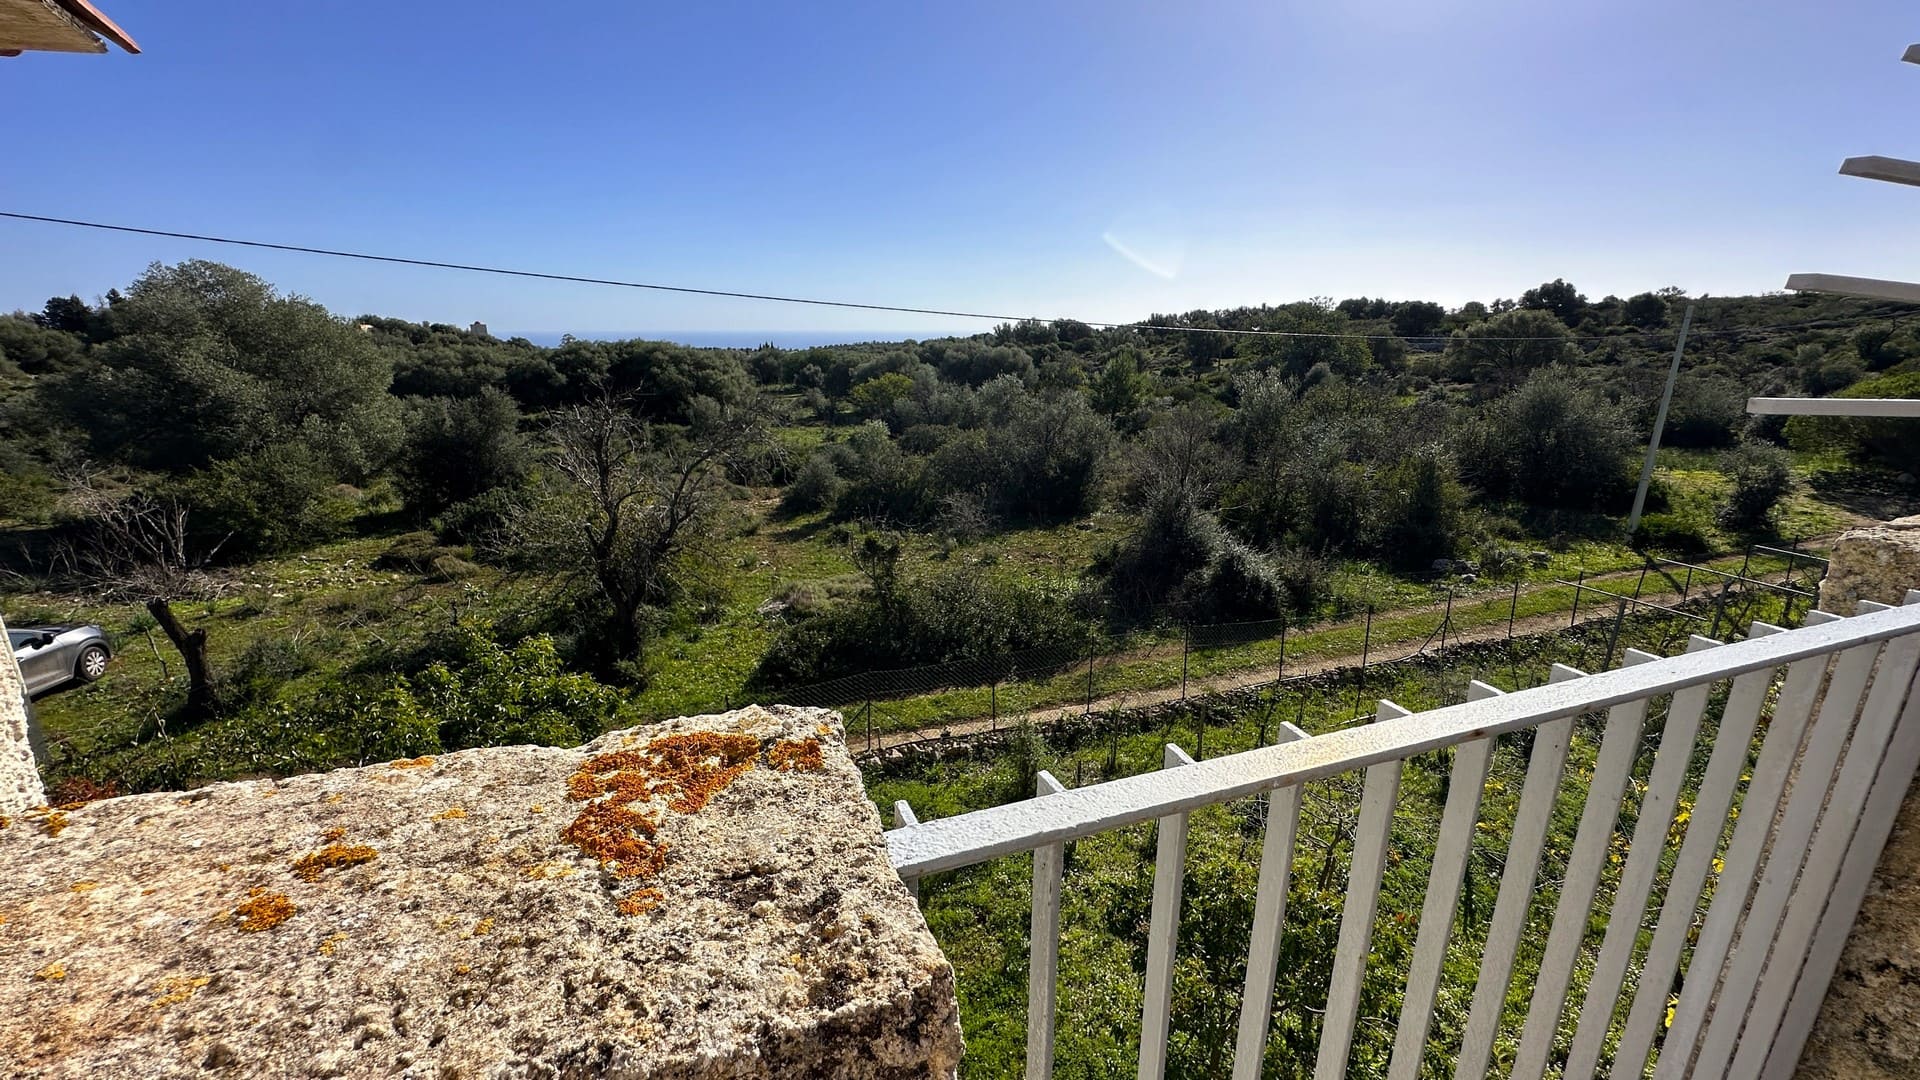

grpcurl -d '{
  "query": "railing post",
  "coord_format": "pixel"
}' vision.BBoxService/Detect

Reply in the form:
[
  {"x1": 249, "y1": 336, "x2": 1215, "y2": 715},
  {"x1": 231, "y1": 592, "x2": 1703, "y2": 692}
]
[
  {"x1": 1232, "y1": 722, "x2": 1312, "y2": 1080},
  {"x1": 892, "y1": 801, "x2": 921, "y2": 901},
  {"x1": 1138, "y1": 744, "x2": 1196, "y2": 1080},
  {"x1": 1028, "y1": 771, "x2": 1068, "y2": 1080}
]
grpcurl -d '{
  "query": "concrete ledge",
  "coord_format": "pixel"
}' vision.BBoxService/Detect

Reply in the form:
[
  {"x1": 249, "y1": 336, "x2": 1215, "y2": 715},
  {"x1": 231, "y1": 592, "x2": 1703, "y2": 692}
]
[{"x1": 0, "y1": 705, "x2": 961, "y2": 1078}]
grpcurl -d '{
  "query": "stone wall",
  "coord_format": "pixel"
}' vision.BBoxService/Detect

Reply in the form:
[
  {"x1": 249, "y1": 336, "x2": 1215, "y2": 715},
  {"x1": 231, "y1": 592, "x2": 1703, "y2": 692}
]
[
  {"x1": 1797, "y1": 516, "x2": 1920, "y2": 1078},
  {"x1": 0, "y1": 705, "x2": 962, "y2": 1079},
  {"x1": 0, "y1": 611, "x2": 46, "y2": 816}
]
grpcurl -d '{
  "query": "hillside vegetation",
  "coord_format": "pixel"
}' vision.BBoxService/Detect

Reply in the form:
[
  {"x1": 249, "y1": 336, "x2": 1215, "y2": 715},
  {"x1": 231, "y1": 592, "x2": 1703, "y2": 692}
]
[{"x1": 1, "y1": 262, "x2": 1912, "y2": 792}]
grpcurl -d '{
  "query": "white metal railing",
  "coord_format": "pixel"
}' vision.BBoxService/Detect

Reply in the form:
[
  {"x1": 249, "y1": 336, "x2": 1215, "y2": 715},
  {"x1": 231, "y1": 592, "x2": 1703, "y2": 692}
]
[{"x1": 884, "y1": 596, "x2": 1920, "y2": 1079}]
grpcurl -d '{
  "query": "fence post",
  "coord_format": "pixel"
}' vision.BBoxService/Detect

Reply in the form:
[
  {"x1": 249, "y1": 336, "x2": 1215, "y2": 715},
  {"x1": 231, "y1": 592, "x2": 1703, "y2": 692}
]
[
  {"x1": 1181, "y1": 624, "x2": 1191, "y2": 701},
  {"x1": 1683, "y1": 565, "x2": 1693, "y2": 600},
  {"x1": 865, "y1": 701, "x2": 874, "y2": 754},
  {"x1": 1440, "y1": 586, "x2": 1454, "y2": 658},
  {"x1": 1603, "y1": 598, "x2": 1628, "y2": 670},
  {"x1": 1355, "y1": 605, "x2": 1373, "y2": 718},
  {"x1": 1278, "y1": 620, "x2": 1287, "y2": 685},
  {"x1": 1709, "y1": 578, "x2": 1732, "y2": 640},
  {"x1": 1633, "y1": 563, "x2": 1650, "y2": 602},
  {"x1": 1571, "y1": 569, "x2": 1584, "y2": 628},
  {"x1": 1509, "y1": 580, "x2": 1521, "y2": 641},
  {"x1": 1085, "y1": 635, "x2": 1096, "y2": 716}
]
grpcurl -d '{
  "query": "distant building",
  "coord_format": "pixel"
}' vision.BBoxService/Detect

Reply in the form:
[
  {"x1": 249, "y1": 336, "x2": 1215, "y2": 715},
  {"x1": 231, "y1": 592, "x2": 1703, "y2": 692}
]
[
  {"x1": 0, "y1": 0, "x2": 139, "y2": 56},
  {"x1": 469, "y1": 321, "x2": 489, "y2": 338}
]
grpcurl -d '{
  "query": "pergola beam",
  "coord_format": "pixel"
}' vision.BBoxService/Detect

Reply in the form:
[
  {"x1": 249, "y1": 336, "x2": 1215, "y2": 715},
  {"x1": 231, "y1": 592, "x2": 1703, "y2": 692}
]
[
  {"x1": 1747, "y1": 398, "x2": 1920, "y2": 418},
  {"x1": 1784, "y1": 273, "x2": 1920, "y2": 306},
  {"x1": 1841, "y1": 155, "x2": 1920, "y2": 188}
]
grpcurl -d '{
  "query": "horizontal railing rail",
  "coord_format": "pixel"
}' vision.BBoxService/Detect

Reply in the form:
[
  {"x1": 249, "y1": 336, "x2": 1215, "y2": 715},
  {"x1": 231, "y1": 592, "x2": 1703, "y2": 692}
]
[{"x1": 884, "y1": 596, "x2": 1920, "y2": 1080}]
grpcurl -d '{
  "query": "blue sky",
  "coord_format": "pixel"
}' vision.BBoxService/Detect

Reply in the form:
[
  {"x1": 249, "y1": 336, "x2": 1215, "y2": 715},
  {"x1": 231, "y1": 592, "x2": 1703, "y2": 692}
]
[{"x1": 3, "y1": 1, "x2": 1918, "y2": 338}]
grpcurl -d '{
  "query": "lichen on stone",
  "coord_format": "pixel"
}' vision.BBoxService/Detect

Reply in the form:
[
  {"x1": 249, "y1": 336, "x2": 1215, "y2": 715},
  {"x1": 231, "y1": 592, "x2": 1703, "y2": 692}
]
[
  {"x1": 291, "y1": 843, "x2": 378, "y2": 883},
  {"x1": 769, "y1": 739, "x2": 824, "y2": 772},
  {"x1": 234, "y1": 887, "x2": 295, "y2": 931},
  {"x1": 152, "y1": 975, "x2": 210, "y2": 1008},
  {"x1": 390, "y1": 756, "x2": 436, "y2": 770},
  {"x1": 432, "y1": 806, "x2": 468, "y2": 821}
]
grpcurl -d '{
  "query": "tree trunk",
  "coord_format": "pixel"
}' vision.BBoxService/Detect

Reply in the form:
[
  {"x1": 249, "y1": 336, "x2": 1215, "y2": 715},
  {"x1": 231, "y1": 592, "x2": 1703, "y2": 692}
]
[{"x1": 146, "y1": 598, "x2": 218, "y2": 719}]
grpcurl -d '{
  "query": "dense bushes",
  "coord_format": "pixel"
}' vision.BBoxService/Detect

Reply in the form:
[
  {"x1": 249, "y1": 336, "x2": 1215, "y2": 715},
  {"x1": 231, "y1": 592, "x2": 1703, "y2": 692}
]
[
  {"x1": 1463, "y1": 367, "x2": 1636, "y2": 510},
  {"x1": 752, "y1": 559, "x2": 1089, "y2": 686}
]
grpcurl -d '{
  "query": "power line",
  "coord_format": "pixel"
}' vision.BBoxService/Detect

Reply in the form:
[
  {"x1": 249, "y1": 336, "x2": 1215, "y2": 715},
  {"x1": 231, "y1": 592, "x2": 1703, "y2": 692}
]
[{"x1": 0, "y1": 209, "x2": 1876, "y2": 345}]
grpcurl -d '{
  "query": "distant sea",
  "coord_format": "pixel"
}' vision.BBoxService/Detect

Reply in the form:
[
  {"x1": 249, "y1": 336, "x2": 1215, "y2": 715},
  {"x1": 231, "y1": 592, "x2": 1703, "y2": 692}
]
[{"x1": 504, "y1": 330, "x2": 952, "y2": 349}]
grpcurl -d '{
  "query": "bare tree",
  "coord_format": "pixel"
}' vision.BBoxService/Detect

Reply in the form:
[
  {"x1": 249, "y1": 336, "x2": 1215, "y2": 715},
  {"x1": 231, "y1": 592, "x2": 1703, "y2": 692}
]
[
  {"x1": 58, "y1": 472, "x2": 229, "y2": 719},
  {"x1": 515, "y1": 393, "x2": 762, "y2": 662}
]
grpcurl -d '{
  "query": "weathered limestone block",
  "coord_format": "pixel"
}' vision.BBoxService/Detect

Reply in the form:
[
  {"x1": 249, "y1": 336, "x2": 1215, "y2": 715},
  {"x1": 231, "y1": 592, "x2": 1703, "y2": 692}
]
[
  {"x1": 0, "y1": 612, "x2": 46, "y2": 816},
  {"x1": 1819, "y1": 513, "x2": 1920, "y2": 614},
  {"x1": 0, "y1": 705, "x2": 962, "y2": 1079},
  {"x1": 1798, "y1": 519, "x2": 1920, "y2": 1079}
]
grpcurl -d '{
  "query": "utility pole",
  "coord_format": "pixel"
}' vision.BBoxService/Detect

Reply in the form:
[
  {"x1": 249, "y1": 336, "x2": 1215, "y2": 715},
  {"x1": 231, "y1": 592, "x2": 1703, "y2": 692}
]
[{"x1": 1627, "y1": 299, "x2": 1698, "y2": 534}]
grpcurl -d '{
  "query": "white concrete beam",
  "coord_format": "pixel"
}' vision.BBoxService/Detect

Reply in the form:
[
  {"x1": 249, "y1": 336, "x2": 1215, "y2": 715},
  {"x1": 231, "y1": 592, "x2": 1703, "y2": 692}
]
[
  {"x1": 1747, "y1": 397, "x2": 1920, "y2": 418},
  {"x1": 1841, "y1": 155, "x2": 1920, "y2": 188},
  {"x1": 1785, "y1": 272, "x2": 1920, "y2": 305}
]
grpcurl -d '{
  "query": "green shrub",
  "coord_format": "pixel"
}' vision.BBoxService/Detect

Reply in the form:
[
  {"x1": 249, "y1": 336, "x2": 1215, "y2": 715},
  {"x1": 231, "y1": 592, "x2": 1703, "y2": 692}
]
[
  {"x1": 1719, "y1": 442, "x2": 1794, "y2": 533},
  {"x1": 1635, "y1": 511, "x2": 1715, "y2": 557}
]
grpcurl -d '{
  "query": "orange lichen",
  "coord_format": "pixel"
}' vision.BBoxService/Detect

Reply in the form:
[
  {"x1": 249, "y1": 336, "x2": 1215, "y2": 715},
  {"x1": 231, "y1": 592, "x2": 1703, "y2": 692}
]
[
  {"x1": 453, "y1": 963, "x2": 472, "y2": 975},
  {"x1": 433, "y1": 806, "x2": 468, "y2": 821},
  {"x1": 41, "y1": 811, "x2": 69, "y2": 837},
  {"x1": 152, "y1": 975, "x2": 210, "y2": 1007},
  {"x1": 472, "y1": 917, "x2": 494, "y2": 936},
  {"x1": 35, "y1": 962, "x2": 65, "y2": 981},
  {"x1": 769, "y1": 738, "x2": 824, "y2": 772},
  {"x1": 616, "y1": 889, "x2": 664, "y2": 916},
  {"x1": 390, "y1": 756, "x2": 436, "y2": 770},
  {"x1": 321, "y1": 826, "x2": 346, "y2": 842},
  {"x1": 0, "y1": 814, "x2": 11, "y2": 829},
  {"x1": 322, "y1": 793, "x2": 345, "y2": 805},
  {"x1": 562, "y1": 731, "x2": 763, "y2": 915},
  {"x1": 235, "y1": 887, "x2": 296, "y2": 931},
  {"x1": 530, "y1": 804, "x2": 546, "y2": 814},
  {"x1": 69, "y1": 881, "x2": 98, "y2": 893},
  {"x1": 319, "y1": 932, "x2": 348, "y2": 956},
  {"x1": 291, "y1": 843, "x2": 378, "y2": 882}
]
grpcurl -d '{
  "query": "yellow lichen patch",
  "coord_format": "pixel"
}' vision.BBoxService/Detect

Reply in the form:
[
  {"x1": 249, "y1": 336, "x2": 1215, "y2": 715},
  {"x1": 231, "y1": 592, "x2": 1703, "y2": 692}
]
[
  {"x1": 42, "y1": 811, "x2": 69, "y2": 838},
  {"x1": 768, "y1": 738, "x2": 825, "y2": 772},
  {"x1": 69, "y1": 881, "x2": 98, "y2": 893},
  {"x1": 815, "y1": 723, "x2": 834, "y2": 737},
  {"x1": 472, "y1": 917, "x2": 494, "y2": 936},
  {"x1": 235, "y1": 887, "x2": 296, "y2": 931},
  {"x1": 390, "y1": 756, "x2": 436, "y2": 770},
  {"x1": 291, "y1": 843, "x2": 378, "y2": 883},
  {"x1": 152, "y1": 975, "x2": 211, "y2": 1008},
  {"x1": 616, "y1": 889, "x2": 664, "y2": 916},
  {"x1": 35, "y1": 962, "x2": 65, "y2": 981},
  {"x1": 433, "y1": 806, "x2": 468, "y2": 822},
  {"x1": 453, "y1": 963, "x2": 472, "y2": 975},
  {"x1": 0, "y1": 814, "x2": 11, "y2": 829},
  {"x1": 319, "y1": 932, "x2": 349, "y2": 956},
  {"x1": 322, "y1": 793, "x2": 345, "y2": 805},
  {"x1": 321, "y1": 826, "x2": 346, "y2": 843},
  {"x1": 529, "y1": 804, "x2": 546, "y2": 814},
  {"x1": 522, "y1": 861, "x2": 577, "y2": 880}
]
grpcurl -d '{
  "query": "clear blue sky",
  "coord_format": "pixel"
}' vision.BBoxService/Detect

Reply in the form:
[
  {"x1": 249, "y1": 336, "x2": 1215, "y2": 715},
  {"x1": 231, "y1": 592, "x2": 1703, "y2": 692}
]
[{"x1": 4, "y1": 1, "x2": 1918, "y2": 338}]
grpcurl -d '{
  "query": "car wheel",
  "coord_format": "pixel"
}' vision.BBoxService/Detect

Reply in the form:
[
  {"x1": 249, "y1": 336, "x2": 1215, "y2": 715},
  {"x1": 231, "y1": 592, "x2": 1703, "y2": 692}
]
[{"x1": 74, "y1": 644, "x2": 109, "y2": 683}]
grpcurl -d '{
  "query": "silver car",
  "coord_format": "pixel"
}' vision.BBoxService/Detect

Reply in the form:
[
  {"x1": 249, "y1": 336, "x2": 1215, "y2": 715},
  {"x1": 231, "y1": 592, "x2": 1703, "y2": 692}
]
[{"x1": 9, "y1": 624, "x2": 111, "y2": 695}]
